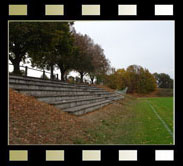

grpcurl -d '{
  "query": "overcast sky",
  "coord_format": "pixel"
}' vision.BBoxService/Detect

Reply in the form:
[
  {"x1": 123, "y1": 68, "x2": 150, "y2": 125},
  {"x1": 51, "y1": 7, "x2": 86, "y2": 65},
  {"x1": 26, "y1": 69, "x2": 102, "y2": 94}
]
[{"x1": 74, "y1": 21, "x2": 174, "y2": 78}]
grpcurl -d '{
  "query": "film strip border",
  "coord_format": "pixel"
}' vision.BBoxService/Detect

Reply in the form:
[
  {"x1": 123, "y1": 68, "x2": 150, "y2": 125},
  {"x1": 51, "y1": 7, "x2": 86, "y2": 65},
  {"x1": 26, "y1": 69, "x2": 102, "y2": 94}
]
[
  {"x1": 5, "y1": 0, "x2": 176, "y2": 20},
  {"x1": 8, "y1": 4, "x2": 174, "y2": 16},
  {"x1": 1, "y1": 1, "x2": 178, "y2": 166},
  {"x1": 8, "y1": 149, "x2": 175, "y2": 161}
]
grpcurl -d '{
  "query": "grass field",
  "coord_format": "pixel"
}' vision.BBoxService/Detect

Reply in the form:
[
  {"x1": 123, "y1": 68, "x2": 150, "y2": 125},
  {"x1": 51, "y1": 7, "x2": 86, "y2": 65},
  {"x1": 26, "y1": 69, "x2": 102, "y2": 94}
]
[
  {"x1": 75, "y1": 96, "x2": 174, "y2": 144},
  {"x1": 9, "y1": 89, "x2": 174, "y2": 145}
]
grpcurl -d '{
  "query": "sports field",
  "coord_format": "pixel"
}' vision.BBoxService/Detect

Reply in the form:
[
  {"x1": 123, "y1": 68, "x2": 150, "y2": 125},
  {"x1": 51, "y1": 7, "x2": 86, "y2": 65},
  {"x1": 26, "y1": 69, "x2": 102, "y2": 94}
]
[{"x1": 75, "y1": 96, "x2": 174, "y2": 144}]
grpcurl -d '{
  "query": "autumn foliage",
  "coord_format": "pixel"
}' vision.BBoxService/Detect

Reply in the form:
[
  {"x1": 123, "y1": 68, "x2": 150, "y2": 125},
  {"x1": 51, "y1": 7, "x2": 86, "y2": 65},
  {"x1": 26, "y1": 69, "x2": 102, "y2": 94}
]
[{"x1": 104, "y1": 65, "x2": 157, "y2": 94}]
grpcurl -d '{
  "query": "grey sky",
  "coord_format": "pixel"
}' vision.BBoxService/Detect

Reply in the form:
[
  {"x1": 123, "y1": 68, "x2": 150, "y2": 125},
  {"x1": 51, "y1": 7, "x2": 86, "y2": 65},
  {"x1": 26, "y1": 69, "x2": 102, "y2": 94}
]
[{"x1": 74, "y1": 21, "x2": 174, "y2": 78}]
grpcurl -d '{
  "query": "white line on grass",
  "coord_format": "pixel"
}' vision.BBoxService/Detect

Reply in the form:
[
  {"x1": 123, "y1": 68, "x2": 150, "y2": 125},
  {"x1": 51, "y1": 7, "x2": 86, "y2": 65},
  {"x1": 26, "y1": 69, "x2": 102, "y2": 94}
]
[{"x1": 147, "y1": 101, "x2": 173, "y2": 137}]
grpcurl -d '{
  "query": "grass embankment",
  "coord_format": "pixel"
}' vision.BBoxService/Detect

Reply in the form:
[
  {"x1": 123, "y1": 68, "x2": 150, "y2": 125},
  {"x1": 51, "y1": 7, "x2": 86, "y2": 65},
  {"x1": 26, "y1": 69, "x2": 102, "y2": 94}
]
[{"x1": 9, "y1": 88, "x2": 173, "y2": 145}]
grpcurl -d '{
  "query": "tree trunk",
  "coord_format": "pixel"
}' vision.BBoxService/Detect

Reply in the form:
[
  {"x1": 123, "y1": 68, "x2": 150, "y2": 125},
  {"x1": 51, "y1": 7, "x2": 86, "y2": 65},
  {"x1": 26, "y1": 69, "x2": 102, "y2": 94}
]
[
  {"x1": 65, "y1": 74, "x2": 68, "y2": 81},
  {"x1": 90, "y1": 75, "x2": 95, "y2": 84},
  {"x1": 50, "y1": 65, "x2": 54, "y2": 80},
  {"x1": 80, "y1": 72, "x2": 84, "y2": 83},
  {"x1": 12, "y1": 60, "x2": 21, "y2": 75},
  {"x1": 91, "y1": 78, "x2": 94, "y2": 84},
  {"x1": 60, "y1": 70, "x2": 65, "y2": 81},
  {"x1": 10, "y1": 52, "x2": 24, "y2": 75}
]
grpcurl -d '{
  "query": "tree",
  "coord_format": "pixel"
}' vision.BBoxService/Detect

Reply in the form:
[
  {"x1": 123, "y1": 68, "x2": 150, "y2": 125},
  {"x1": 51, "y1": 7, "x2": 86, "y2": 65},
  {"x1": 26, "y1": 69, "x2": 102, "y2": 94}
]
[
  {"x1": 137, "y1": 69, "x2": 157, "y2": 93},
  {"x1": 9, "y1": 22, "x2": 34, "y2": 74},
  {"x1": 104, "y1": 65, "x2": 157, "y2": 94},
  {"x1": 125, "y1": 65, "x2": 142, "y2": 92},
  {"x1": 153, "y1": 73, "x2": 173, "y2": 88},
  {"x1": 124, "y1": 65, "x2": 157, "y2": 93},
  {"x1": 55, "y1": 26, "x2": 76, "y2": 81},
  {"x1": 73, "y1": 33, "x2": 94, "y2": 83},
  {"x1": 29, "y1": 23, "x2": 58, "y2": 79},
  {"x1": 28, "y1": 22, "x2": 73, "y2": 80},
  {"x1": 89, "y1": 44, "x2": 110, "y2": 84},
  {"x1": 73, "y1": 32, "x2": 110, "y2": 84},
  {"x1": 104, "y1": 68, "x2": 125, "y2": 89}
]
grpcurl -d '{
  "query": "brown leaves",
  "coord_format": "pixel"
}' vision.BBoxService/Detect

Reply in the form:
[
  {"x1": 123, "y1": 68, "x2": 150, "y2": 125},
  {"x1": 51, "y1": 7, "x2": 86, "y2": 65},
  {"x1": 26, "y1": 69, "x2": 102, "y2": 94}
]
[{"x1": 9, "y1": 88, "x2": 86, "y2": 144}]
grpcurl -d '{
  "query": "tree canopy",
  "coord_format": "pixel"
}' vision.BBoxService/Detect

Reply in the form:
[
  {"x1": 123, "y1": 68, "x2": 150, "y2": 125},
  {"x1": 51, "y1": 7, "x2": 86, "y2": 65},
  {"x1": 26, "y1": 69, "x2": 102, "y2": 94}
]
[
  {"x1": 9, "y1": 22, "x2": 34, "y2": 74},
  {"x1": 27, "y1": 22, "x2": 74, "y2": 81},
  {"x1": 153, "y1": 73, "x2": 173, "y2": 89},
  {"x1": 9, "y1": 22, "x2": 110, "y2": 82},
  {"x1": 73, "y1": 32, "x2": 110, "y2": 83},
  {"x1": 104, "y1": 65, "x2": 157, "y2": 94}
]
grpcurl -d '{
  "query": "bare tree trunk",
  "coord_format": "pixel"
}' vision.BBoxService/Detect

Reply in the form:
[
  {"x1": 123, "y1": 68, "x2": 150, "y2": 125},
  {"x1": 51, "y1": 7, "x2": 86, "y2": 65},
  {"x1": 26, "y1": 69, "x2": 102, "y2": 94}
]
[
  {"x1": 9, "y1": 51, "x2": 24, "y2": 75},
  {"x1": 60, "y1": 70, "x2": 65, "y2": 81},
  {"x1": 50, "y1": 65, "x2": 54, "y2": 80},
  {"x1": 80, "y1": 72, "x2": 84, "y2": 83},
  {"x1": 65, "y1": 74, "x2": 68, "y2": 81},
  {"x1": 12, "y1": 60, "x2": 21, "y2": 75},
  {"x1": 90, "y1": 75, "x2": 95, "y2": 84},
  {"x1": 91, "y1": 78, "x2": 94, "y2": 84}
]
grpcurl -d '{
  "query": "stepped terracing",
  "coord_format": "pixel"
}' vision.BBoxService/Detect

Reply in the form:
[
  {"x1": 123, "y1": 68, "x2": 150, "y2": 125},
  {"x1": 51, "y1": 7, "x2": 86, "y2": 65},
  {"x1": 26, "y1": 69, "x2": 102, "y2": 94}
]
[{"x1": 9, "y1": 75, "x2": 124, "y2": 115}]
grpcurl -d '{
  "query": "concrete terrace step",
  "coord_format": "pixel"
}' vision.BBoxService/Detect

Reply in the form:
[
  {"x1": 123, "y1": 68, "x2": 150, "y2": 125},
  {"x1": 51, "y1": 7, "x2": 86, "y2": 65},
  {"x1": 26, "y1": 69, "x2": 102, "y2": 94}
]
[
  {"x1": 49, "y1": 95, "x2": 121, "y2": 109},
  {"x1": 14, "y1": 88, "x2": 112, "y2": 96},
  {"x1": 64, "y1": 96, "x2": 123, "y2": 115},
  {"x1": 36, "y1": 93, "x2": 119, "y2": 102},
  {"x1": 9, "y1": 75, "x2": 101, "y2": 90},
  {"x1": 9, "y1": 82, "x2": 106, "y2": 92},
  {"x1": 53, "y1": 97, "x2": 107, "y2": 110},
  {"x1": 9, "y1": 79, "x2": 103, "y2": 91}
]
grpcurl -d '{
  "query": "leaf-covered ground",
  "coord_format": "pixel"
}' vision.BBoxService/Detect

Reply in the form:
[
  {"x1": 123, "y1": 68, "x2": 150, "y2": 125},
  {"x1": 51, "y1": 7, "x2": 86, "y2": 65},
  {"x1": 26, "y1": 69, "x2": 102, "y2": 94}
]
[
  {"x1": 9, "y1": 88, "x2": 173, "y2": 145},
  {"x1": 9, "y1": 88, "x2": 88, "y2": 144}
]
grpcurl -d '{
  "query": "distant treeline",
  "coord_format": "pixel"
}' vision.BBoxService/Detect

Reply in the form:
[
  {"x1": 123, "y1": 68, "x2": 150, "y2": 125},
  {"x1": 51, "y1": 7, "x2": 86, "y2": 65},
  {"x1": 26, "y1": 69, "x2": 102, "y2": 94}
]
[
  {"x1": 100, "y1": 65, "x2": 173, "y2": 94},
  {"x1": 9, "y1": 22, "x2": 173, "y2": 94}
]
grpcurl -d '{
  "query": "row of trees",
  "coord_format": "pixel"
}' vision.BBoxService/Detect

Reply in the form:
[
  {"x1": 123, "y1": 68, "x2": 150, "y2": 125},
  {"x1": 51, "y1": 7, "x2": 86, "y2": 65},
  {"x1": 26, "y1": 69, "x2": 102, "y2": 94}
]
[
  {"x1": 101, "y1": 65, "x2": 173, "y2": 93},
  {"x1": 9, "y1": 22, "x2": 110, "y2": 83}
]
